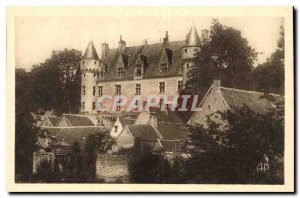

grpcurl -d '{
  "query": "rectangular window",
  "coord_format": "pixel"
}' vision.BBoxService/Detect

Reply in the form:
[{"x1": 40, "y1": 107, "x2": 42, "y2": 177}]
[
  {"x1": 135, "y1": 65, "x2": 142, "y2": 76},
  {"x1": 160, "y1": 63, "x2": 167, "y2": 74},
  {"x1": 98, "y1": 86, "x2": 103, "y2": 96},
  {"x1": 135, "y1": 84, "x2": 141, "y2": 95},
  {"x1": 159, "y1": 98, "x2": 163, "y2": 108},
  {"x1": 116, "y1": 85, "x2": 121, "y2": 95},
  {"x1": 82, "y1": 86, "x2": 86, "y2": 95},
  {"x1": 116, "y1": 100, "x2": 121, "y2": 111},
  {"x1": 82, "y1": 102, "x2": 85, "y2": 110},
  {"x1": 117, "y1": 68, "x2": 124, "y2": 77},
  {"x1": 178, "y1": 81, "x2": 183, "y2": 93},
  {"x1": 92, "y1": 102, "x2": 96, "y2": 110},
  {"x1": 93, "y1": 86, "x2": 96, "y2": 96},
  {"x1": 114, "y1": 126, "x2": 118, "y2": 132},
  {"x1": 159, "y1": 82, "x2": 165, "y2": 93}
]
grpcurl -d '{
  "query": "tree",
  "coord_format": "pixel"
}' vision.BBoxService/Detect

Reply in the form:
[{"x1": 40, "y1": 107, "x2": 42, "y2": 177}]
[
  {"x1": 184, "y1": 104, "x2": 284, "y2": 184},
  {"x1": 253, "y1": 26, "x2": 284, "y2": 94},
  {"x1": 30, "y1": 49, "x2": 82, "y2": 114},
  {"x1": 186, "y1": 19, "x2": 258, "y2": 97},
  {"x1": 15, "y1": 69, "x2": 38, "y2": 182},
  {"x1": 83, "y1": 132, "x2": 115, "y2": 181},
  {"x1": 128, "y1": 138, "x2": 161, "y2": 183}
]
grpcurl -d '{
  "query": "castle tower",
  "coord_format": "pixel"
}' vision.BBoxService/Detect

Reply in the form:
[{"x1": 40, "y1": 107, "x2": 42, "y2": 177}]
[
  {"x1": 80, "y1": 41, "x2": 101, "y2": 114},
  {"x1": 181, "y1": 25, "x2": 202, "y2": 91}
]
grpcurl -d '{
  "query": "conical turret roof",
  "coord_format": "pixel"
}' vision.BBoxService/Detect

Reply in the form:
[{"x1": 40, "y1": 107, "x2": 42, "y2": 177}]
[
  {"x1": 186, "y1": 25, "x2": 201, "y2": 47},
  {"x1": 83, "y1": 41, "x2": 99, "y2": 60}
]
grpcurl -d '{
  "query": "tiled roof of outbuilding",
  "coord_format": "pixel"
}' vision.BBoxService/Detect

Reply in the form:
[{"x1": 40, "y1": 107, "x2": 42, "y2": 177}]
[
  {"x1": 119, "y1": 118, "x2": 136, "y2": 128},
  {"x1": 63, "y1": 114, "x2": 95, "y2": 126},
  {"x1": 156, "y1": 122, "x2": 188, "y2": 141},
  {"x1": 42, "y1": 126, "x2": 106, "y2": 146},
  {"x1": 126, "y1": 125, "x2": 159, "y2": 142},
  {"x1": 220, "y1": 87, "x2": 283, "y2": 115},
  {"x1": 158, "y1": 139, "x2": 186, "y2": 153},
  {"x1": 48, "y1": 116, "x2": 60, "y2": 126}
]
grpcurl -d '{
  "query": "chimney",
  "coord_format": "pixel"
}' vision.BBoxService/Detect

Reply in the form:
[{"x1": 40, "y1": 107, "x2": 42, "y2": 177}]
[
  {"x1": 118, "y1": 35, "x2": 126, "y2": 52},
  {"x1": 201, "y1": 29, "x2": 209, "y2": 42},
  {"x1": 101, "y1": 42, "x2": 109, "y2": 60},
  {"x1": 213, "y1": 79, "x2": 221, "y2": 90},
  {"x1": 162, "y1": 31, "x2": 169, "y2": 47},
  {"x1": 149, "y1": 112, "x2": 158, "y2": 127},
  {"x1": 143, "y1": 39, "x2": 148, "y2": 47}
]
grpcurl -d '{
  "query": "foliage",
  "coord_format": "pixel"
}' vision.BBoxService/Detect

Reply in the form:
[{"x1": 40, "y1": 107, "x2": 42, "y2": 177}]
[
  {"x1": 186, "y1": 19, "x2": 258, "y2": 96},
  {"x1": 30, "y1": 49, "x2": 82, "y2": 114},
  {"x1": 31, "y1": 160, "x2": 60, "y2": 183},
  {"x1": 183, "y1": 104, "x2": 284, "y2": 184},
  {"x1": 82, "y1": 132, "x2": 115, "y2": 181},
  {"x1": 128, "y1": 138, "x2": 161, "y2": 183},
  {"x1": 15, "y1": 69, "x2": 38, "y2": 182},
  {"x1": 253, "y1": 26, "x2": 285, "y2": 94}
]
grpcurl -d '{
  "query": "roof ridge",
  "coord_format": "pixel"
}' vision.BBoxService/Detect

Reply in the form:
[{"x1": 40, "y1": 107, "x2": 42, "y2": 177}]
[
  {"x1": 40, "y1": 126, "x2": 105, "y2": 129},
  {"x1": 220, "y1": 86, "x2": 281, "y2": 96},
  {"x1": 106, "y1": 40, "x2": 185, "y2": 52},
  {"x1": 157, "y1": 121, "x2": 185, "y2": 125}
]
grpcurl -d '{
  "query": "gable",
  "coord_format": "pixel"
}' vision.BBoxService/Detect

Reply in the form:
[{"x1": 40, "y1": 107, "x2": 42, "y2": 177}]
[
  {"x1": 56, "y1": 115, "x2": 72, "y2": 127},
  {"x1": 188, "y1": 86, "x2": 229, "y2": 127}
]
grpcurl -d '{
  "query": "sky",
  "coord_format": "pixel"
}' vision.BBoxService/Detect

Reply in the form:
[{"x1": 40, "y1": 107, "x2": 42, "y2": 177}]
[{"x1": 15, "y1": 16, "x2": 283, "y2": 70}]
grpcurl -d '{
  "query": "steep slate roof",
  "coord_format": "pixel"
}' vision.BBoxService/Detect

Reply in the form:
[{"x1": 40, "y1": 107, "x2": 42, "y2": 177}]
[
  {"x1": 220, "y1": 87, "x2": 283, "y2": 114},
  {"x1": 63, "y1": 114, "x2": 95, "y2": 126},
  {"x1": 126, "y1": 125, "x2": 159, "y2": 142},
  {"x1": 156, "y1": 122, "x2": 188, "y2": 140},
  {"x1": 100, "y1": 40, "x2": 185, "y2": 82},
  {"x1": 42, "y1": 126, "x2": 106, "y2": 146},
  {"x1": 48, "y1": 116, "x2": 60, "y2": 126},
  {"x1": 83, "y1": 41, "x2": 99, "y2": 60},
  {"x1": 185, "y1": 25, "x2": 201, "y2": 47}
]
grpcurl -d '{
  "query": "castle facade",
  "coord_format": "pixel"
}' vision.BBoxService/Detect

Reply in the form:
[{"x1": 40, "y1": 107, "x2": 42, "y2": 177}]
[{"x1": 80, "y1": 25, "x2": 209, "y2": 114}]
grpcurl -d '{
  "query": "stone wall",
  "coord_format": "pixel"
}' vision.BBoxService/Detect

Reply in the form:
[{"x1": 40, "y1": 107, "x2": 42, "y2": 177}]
[
  {"x1": 188, "y1": 82, "x2": 229, "y2": 129},
  {"x1": 97, "y1": 76, "x2": 183, "y2": 112},
  {"x1": 96, "y1": 154, "x2": 130, "y2": 183},
  {"x1": 32, "y1": 151, "x2": 55, "y2": 174}
]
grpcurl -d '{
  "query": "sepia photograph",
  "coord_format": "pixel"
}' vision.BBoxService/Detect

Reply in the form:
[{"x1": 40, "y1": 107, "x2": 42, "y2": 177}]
[{"x1": 6, "y1": 6, "x2": 294, "y2": 192}]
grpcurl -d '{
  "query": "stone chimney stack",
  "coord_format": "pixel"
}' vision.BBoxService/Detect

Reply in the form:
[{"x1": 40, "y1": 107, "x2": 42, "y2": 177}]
[
  {"x1": 149, "y1": 112, "x2": 158, "y2": 127},
  {"x1": 118, "y1": 35, "x2": 126, "y2": 52},
  {"x1": 201, "y1": 29, "x2": 209, "y2": 43},
  {"x1": 213, "y1": 79, "x2": 221, "y2": 91},
  {"x1": 162, "y1": 31, "x2": 169, "y2": 47},
  {"x1": 143, "y1": 39, "x2": 148, "y2": 47},
  {"x1": 101, "y1": 42, "x2": 109, "y2": 60}
]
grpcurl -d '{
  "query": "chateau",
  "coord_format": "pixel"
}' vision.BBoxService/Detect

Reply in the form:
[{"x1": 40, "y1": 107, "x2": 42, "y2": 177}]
[{"x1": 80, "y1": 25, "x2": 209, "y2": 114}]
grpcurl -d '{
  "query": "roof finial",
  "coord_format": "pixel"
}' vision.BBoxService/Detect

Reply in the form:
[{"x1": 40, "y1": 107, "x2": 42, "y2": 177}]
[{"x1": 120, "y1": 35, "x2": 122, "y2": 41}]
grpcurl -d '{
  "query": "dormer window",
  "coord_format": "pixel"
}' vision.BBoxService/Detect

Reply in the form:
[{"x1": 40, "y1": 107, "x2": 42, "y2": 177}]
[
  {"x1": 136, "y1": 65, "x2": 142, "y2": 76},
  {"x1": 160, "y1": 63, "x2": 168, "y2": 74},
  {"x1": 117, "y1": 68, "x2": 124, "y2": 77}
]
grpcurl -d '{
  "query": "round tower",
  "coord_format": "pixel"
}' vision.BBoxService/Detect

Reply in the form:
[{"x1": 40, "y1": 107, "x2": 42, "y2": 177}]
[
  {"x1": 181, "y1": 25, "x2": 202, "y2": 90},
  {"x1": 80, "y1": 41, "x2": 101, "y2": 114}
]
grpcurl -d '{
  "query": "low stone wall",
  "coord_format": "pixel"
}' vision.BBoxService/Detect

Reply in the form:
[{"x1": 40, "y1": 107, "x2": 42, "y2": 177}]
[{"x1": 96, "y1": 154, "x2": 130, "y2": 183}]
